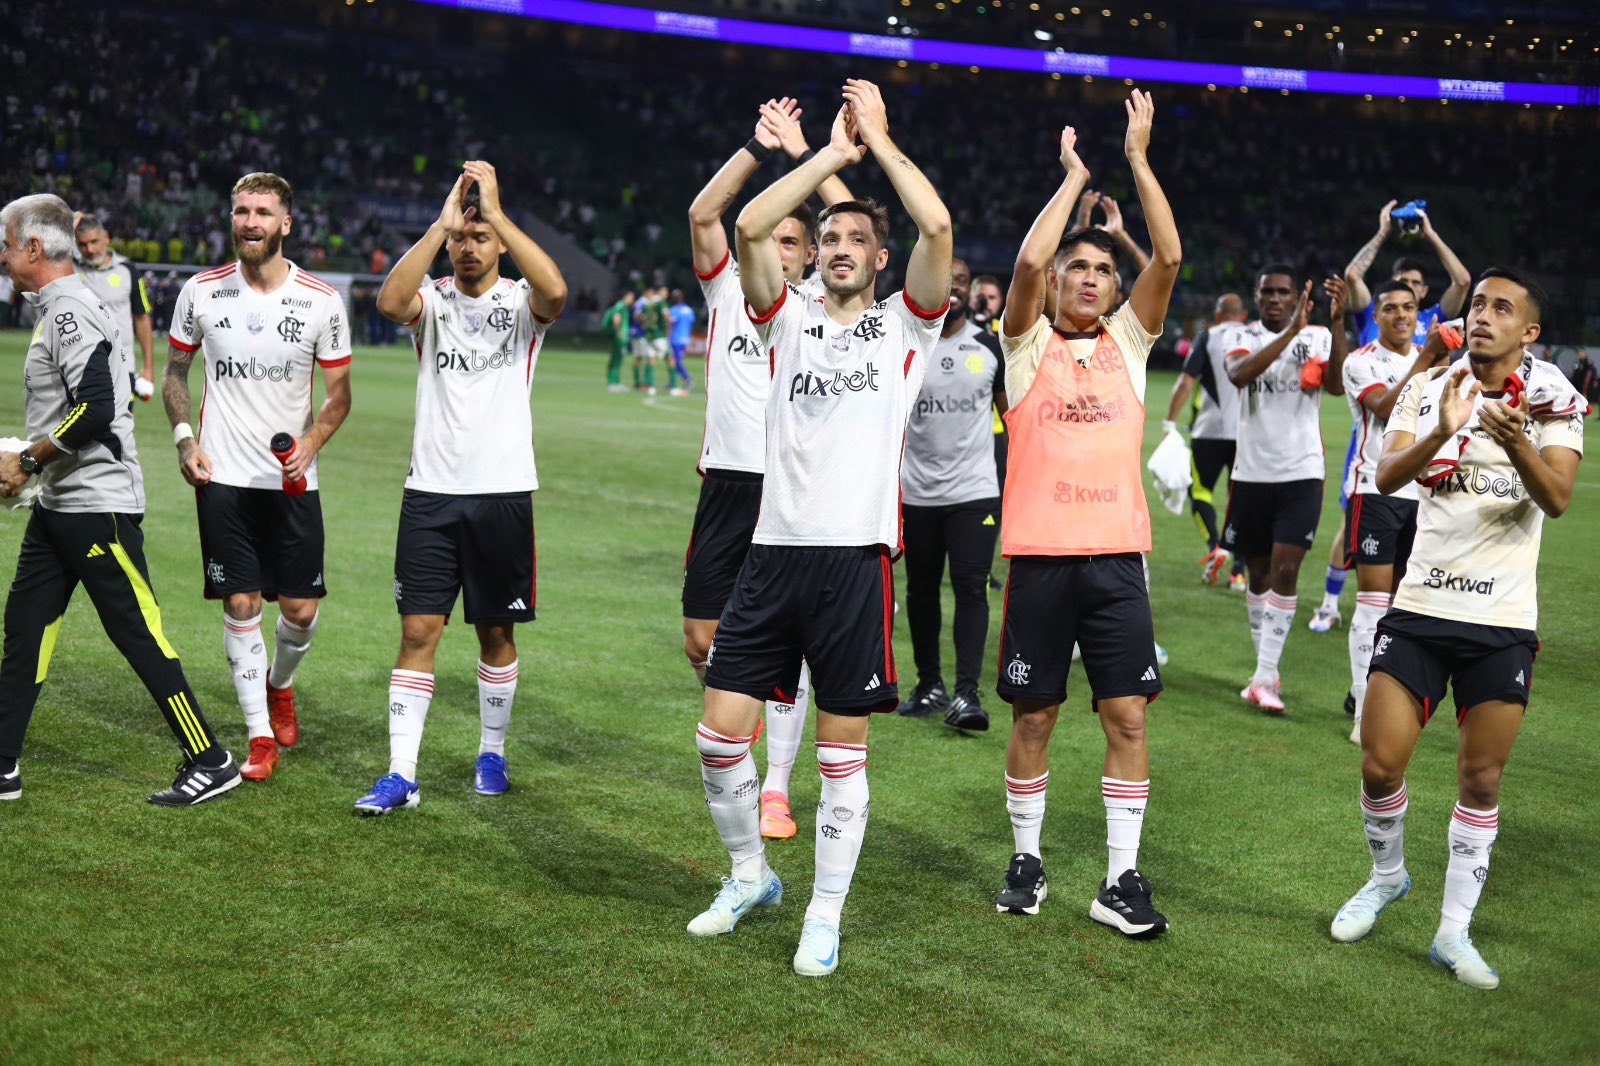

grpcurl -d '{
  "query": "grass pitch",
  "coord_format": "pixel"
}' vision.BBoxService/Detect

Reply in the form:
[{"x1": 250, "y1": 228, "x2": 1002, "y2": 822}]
[{"x1": 0, "y1": 331, "x2": 1596, "y2": 1063}]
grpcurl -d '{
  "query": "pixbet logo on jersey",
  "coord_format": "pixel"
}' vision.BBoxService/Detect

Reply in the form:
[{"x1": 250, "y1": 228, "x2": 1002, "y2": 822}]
[
  {"x1": 787, "y1": 364, "x2": 881, "y2": 401},
  {"x1": 435, "y1": 346, "x2": 518, "y2": 374},
  {"x1": 214, "y1": 356, "x2": 295, "y2": 382},
  {"x1": 914, "y1": 393, "x2": 985, "y2": 418}
]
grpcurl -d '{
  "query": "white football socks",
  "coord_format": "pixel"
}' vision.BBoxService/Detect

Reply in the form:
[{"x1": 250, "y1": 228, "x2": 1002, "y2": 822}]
[
  {"x1": 808, "y1": 741, "x2": 869, "y2": 926},
  {"x1": 1440, "y1": 804, "x2": 1498, "y2": 938},
  {"x1": 1361, "y1": 781, "x2": 1408, "y2": 884},
  {"x1": 223, "y1": 612, "x2": 270, "y2": 739},
  {"x1": 1349, "y1": 593, "x2": 1391, "y2": 725},
  {"x1": 477, "y1": 659, "x2": 517, "y2": 756},
  {"x1": 1246, "y1": 590, "x2": 1266, "y2": 656},
  {"x1": 387, "y1": 669, "x2": 434, "y2": 781},
  {"x1": 1254, "y1": 592, "x2": 1296, "y2": 683},
  {"x1": 1102, "y1": 776, "x2": 1149, "y2": 884},
  {"x1": 267, "y1": 609, "x2": 317, "y2": 689},
  {"x1": 696, "y1": 723, "x2": 765, "y2": 883},
  {"x1": 761, "y1": 662, "x2": 810, "y2": 797},
  {"x1": 1005, "y1": 771, "x2": 1049, "y2": 859}
]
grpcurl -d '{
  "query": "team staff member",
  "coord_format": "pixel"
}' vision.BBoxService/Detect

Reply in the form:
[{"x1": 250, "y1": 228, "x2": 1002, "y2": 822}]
[
  {"x1": 0, "y1": 193, "x2": 238, "y2": 806},
  {"x1": 73, "y1": 213, "x2": 156, "y2": 404},
  {"x1": 992, "y1": 92, "x2": 1179, "y2": 939},
  {"x1": 896, "y1": 255, "x2": 1005, "y2": 731}
]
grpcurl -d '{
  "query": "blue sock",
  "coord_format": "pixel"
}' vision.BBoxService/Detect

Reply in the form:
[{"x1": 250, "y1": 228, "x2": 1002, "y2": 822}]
[{"x1": 1324, "y1": 564, "x2": 1347, "y2": 598}]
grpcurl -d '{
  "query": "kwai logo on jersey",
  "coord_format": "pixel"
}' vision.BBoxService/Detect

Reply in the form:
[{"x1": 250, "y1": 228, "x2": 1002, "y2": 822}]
[
  {"x1": 1422, "y1": 568, "x2": 1497, "y2": 596},
  {"x1": 787, "y1": 364, "x2": 881, "y2": 401},
  {"x1": 435, "y1": 346, "x2": 519, "y2": 374},
  {"x1": 214, "y1": 355, "x2": 296, "y2": 382},
  {"x1": 1054, "y1": 480, "x2": 1119, "y2": 504},
  {"x1": 1035, "y1": 393, "x2": 1128, "y2": 425}
]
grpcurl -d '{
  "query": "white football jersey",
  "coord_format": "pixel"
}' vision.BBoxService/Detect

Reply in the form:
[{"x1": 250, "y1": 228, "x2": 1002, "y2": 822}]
[
  {"x1": 406, "y1": 275, "x2": 551, "y2": 494},
  {"x1": 1186, "y1": 322, "x2": 1242, "y2": 442},
  {"x1": 1342, "y1": 340, "x2": 1420, "y2": 501},
  {"x1": 1227, "y1": 322, "x2": 1331, "y2": 483},
  {"x1": 751, "y1": 285, "x2": 947, "y2": 550},
  {"x1": 169, "y1": 261, "x2": 351, "y2": 490}
]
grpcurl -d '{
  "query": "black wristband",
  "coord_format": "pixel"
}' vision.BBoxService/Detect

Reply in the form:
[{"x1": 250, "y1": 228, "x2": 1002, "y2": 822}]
[
  {"x1": 744, "y1": 138, "x2": 774, "y2": 164},
  {"x1": 797, "y1": 149, "x2": 816, "y2": 165}
]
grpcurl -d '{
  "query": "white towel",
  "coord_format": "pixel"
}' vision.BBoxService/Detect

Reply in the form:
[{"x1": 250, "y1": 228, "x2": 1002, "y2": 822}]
[{"x1": 1146, "y1": 426, "x2": 1192, "y2": 514}]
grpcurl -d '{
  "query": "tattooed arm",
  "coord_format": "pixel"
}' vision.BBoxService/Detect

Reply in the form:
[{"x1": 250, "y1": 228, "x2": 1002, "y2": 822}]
[{"x1": 162, "y1": 340, "x2": 212, "y2": 486}]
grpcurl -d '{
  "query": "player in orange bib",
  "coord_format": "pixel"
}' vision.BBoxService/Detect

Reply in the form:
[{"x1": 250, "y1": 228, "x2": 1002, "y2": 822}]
[{"x1": 991, "y1": 92, "x2": 1180, "y2": 937}]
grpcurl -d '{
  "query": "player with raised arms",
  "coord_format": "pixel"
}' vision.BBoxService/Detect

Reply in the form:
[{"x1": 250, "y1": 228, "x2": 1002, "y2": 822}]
[
  {"x1": 1329, "y1": 268, "x2": 1584, "y2": 990},
  {"x1": 682, "y1": 97, "x2": 852, "y2": 842},
  {"x1": 355, "y1": 162, "x2": 566, "y2": 814},
  {"x1": 686, "y1": 81, "x2": 951, "y2": 977},
  {"x1": 163, "y1": 173, "x2": 352, "y2": 782},
  {"x1": 990, "y1": 92, "x2": 1180, "y2": 936}
]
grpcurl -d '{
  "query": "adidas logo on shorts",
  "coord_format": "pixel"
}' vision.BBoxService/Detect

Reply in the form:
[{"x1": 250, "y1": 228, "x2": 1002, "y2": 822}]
[
  {"x1": 864, "y1": 673, "x2": 881, "y2": 691},
  {"x1": 1141, "y1": 666, "x2": 1158, "y2": 682},
  {"x1": 506, "y1": 598, "x2": 528, "y2": 611}
]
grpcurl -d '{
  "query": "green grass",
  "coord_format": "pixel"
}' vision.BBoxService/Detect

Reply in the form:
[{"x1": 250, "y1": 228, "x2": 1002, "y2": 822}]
[{"x1": 0, "y1": 331, "x2": 1596, "y2": 1063}]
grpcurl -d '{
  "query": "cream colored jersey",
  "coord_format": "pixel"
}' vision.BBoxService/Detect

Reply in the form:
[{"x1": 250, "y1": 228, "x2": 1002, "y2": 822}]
[
  {"x1": 1343, "y1": 340, "x2": 1420, "y2": 501},
  {"x1": 1387, "y1": 357, "x2": 1585, "y2": 630},
  {"x1": 999, "y1": 301, "x2": 1158, "y2": 406}
]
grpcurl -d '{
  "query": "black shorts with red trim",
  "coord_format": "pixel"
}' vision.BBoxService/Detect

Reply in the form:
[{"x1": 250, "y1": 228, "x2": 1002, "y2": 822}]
[
  {"x1": 705, "y1": 544, "x2": 897, "y2": 715},
  {"x1": 1346, "y1": 492, "x2": 1418, "y2": 568},
  {"x1": 196, "y1": 482, "x2": 327, "y2": 600},
  {"x1": 995, "y1": 553, "x2": 1162, "y2": 710},
  {"x1": 682, "y1": 469, "x2": 763, "y2": 620},
  {"x1": 1368, "y1": 608, "x2": 1538, "y2": 721},
  {"x1": 1222, "y1": 478, "x2": 1323, "y2": 558},
  {"x1": 394, "y1": 489, "x2": 535, "y2": 624}
]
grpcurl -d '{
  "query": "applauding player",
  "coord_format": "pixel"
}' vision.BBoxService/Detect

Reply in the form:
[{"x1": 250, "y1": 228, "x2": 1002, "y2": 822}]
[
  {"x1": 687, "y1": 82, "x2": 950, "y2": 977},
  {"x1": 991, "y1": 92, "x2": 1180, "y2": 937},
  {"x1": 357, "y1": 163, "x2": 566, "y2": 814},
  {"x1": 1329, "y1": 269, "x2": 1583, "y2": 990},
  {"x1": 163, "y1": 173, "x2": 352, "y2": 781}
]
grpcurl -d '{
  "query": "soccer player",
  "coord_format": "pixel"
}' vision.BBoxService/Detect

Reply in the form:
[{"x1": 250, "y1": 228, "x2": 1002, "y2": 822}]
[
  {"x1": 1338, "y1": 278, "x2": 1448, "y2": 743},
  {"x1": 1343, "y1": 200, "x2": 1471, "y2": 347},
  {"x1": 163, "y1": 173, "x2": 351, "y2": 782},
  {"x1": 683, "y1": 96, "x2": 852, "y2": 842},
  {"x1": 73, "y1": 214, "x2": 156, "y2": 405},
  {"x1": 667, "y1": 289, "x2": 695, "y2": 396},
  {"x1": 687, "y1": 82, "x2": 951, "y2": 977},
  {"x1": 642, "y1": 287, "x2": 670, "y2": 395},
  {"x1": 629, "y1": 289, "x2": 648, "y2": 391},
  {"x1": 896, "y1": 255, "x2": 1004, "y2": 731},
  {"x1": 991, "y1": 92, "x2": 1179, "y2": 938},
  {"x1": 353, "y1": 163, "x2": 565, "y2": 814},
  {"x1": 1329, "y1": 268, "x2": 1583, "y2": 990},
  {"x1": 601, "y1": 288, "x2": 634, "y2": 392},
  {"x1": 1163, "y1": 292, "x2": 1247, "y2": 585},
  {"x1": 0, "y1": 193, "x2": 237, "y2": 805},
  {"x1": 1221, "y1": 269, "x2": 1335, "y2": 714}
]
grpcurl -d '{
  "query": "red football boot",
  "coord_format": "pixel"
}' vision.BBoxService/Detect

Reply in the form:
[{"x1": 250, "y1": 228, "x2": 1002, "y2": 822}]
[
  {"x1": 240, "y1": 736, "x2": 279, "y2": 781},
  {"x1": 266, "y1": 682, "x2": 298, "y2": 747}
]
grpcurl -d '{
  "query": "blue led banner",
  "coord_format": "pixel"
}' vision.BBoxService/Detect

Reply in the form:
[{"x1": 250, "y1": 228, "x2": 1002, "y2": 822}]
[{"x1": 411, "y1": 0, "x2": 1588, "y2": 106}]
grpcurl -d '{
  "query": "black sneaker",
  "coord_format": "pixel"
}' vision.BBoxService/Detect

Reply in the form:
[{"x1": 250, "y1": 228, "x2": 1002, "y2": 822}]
[
  {"x1": 0, "y1": 764, "x2": 19, "y2": 801},
  {"x1": 943, "y1": 689, "x2": 990, "y2": 731},
  {"x1": 148, "y1": 753, "x2": 241, "y2": 807},
  {"x1": 896, "y1": 679, "x2": 948, "y2": 718},
  {"x1": 1344, "y1": 688, "x2": 1357, "y2": 717},
  {"x1": 1090, "y1": 869, "x2": 1168, "y2": 939},
  {"x1": 996, "y1": 852, "x2": 1048, "y2": 915}
]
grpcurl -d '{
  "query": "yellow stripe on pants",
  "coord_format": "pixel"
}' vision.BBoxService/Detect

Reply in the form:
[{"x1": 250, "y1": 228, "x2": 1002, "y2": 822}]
[
  {"x1": 36, "y1": 616, "x2": 63, "y2": 684},
  {"x1": 167, "y1": 694, "x2": 205, "y2": 753},
  {"x1": 107, "y1": 541, "x2": 178, "y2": 660}
]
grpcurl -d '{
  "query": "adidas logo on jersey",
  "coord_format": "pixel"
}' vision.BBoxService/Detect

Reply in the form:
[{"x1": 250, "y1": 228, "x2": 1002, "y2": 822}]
[
  {"x1": 805, "y1": 325, "x2": 824, "y2": 340},
  {"x1": 214, "y1": 317, "x2": 232, "y2": 329},
  {"x1": 506, "y1": 598, "x2": 528, "y2": 611}
]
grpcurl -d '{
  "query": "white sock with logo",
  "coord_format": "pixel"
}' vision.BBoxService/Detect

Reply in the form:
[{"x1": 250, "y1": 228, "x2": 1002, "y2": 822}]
[
  {"x1": 1254, "y1": 593, "x2": 1296, "y2": 683},
  {"x1": 1246, "y1": 590, "x2": 1266, "y2": 656},
  {"x1": 1349, "y1": 593, "x2": 1390, "y2": 725},
  {"x1": 1440, "y1": 804, "x2": 1498, "y2": 938},
  {"x1": 476, "y1": 660, "x2": 517, "y2": 756},
  {"x1": 1361, "y1": 781, "x2": 1408, "y2": 885},
  {"x1": 1005, "y1": 771, "x2": 1049, "y2": 858},
  {"x1": 1102, "y1": 777, "x2": 1149, "y2": 884},
  {"x1": 808, "y1": 741, "x2": 869, "y2": 926},
  {"x1": 224, "y1": 612, "x2": 270, "y2": 739},
  {"x1": 762, "y1": 662, "x2": 810, "y2": 797},
  {"x1": 387, "y1": 669, "x2": 433, "y2": 781},
  {"x1": 696, "y1": 723, "x2": 765, "y2": 883},
  {"x1": 267, "y1": 609, "x2": 317, "y2": 689}
]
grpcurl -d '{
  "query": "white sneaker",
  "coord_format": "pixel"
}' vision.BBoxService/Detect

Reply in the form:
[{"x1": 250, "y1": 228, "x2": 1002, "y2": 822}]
[
  {"x1": 1348, "y1": 716, "x2": 1362, "y2": 745},
  {"x1": 793, "y1": 916, "x2": 841, "y2": 977},
  {"x1": 1331, "y1": 873, "x2": 1410, "y2": 942},
  {"x1": 1430, "y1": 930, "x2": 1500, "y2": 989},
  {"x1": 1309, "y1": 605, "x2": 1342, "y2": 632},
  {"x1": 670, "y1": 387, "x2": 689, "y2": 397},
  {"x1": 686, "y1": 871, "x2": 783, "y2": 936}
]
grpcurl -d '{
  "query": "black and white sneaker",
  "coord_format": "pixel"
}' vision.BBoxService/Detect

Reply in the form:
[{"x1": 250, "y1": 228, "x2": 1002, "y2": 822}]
[
  {"x1": 896, "y1": 679, "x2": 948, "y2": 718},
  {"x1": 943, "y1": 689, "x2": 990, "y2": 732},
  {"x1": 0, "y1": 764, "x2": 19, "y2": 801},
  {"x1": 1344, "y1": 689, "x2": 1357, "y2": 717},
  {"x1": 996, "y1": 852, "x2": 1048, "y2": 915},
  {"x1": 1090, "y1": 869, "x2": 1168, "y2": 939},
  {"x1": 148, "y1": 753, "x2": 241, "y2": 807}
]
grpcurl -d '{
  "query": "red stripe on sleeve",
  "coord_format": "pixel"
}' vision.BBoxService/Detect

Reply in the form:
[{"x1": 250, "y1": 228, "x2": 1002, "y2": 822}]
[
  {"x1": 168, "y1": 334, "x2": 197, "y2": 353},
  {"x1": 746, "y1": 285, "x2": 787, "y2": 324},
  {"x1": 902, "y1": 291, "x2": 949, "y2": 321},
  {"x1": 694, "y1": 248, "x2": 731, "y2": 281}
]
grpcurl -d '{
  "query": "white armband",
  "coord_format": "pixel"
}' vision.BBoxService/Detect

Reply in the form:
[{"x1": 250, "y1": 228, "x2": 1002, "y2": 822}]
[{"x1": 173, "y1": 422, "x2": 195, "y2": 445}]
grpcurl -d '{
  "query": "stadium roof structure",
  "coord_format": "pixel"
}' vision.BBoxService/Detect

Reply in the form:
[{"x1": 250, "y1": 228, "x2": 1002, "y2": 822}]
[{"x1": 412, "y1": 0, "x2": 1595, "y2": 106}]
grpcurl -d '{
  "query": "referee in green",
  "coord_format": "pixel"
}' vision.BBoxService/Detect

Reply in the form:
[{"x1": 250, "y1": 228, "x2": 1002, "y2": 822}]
[{"x1": 0, "y1": 193, "x2": 238, "y2": 805}]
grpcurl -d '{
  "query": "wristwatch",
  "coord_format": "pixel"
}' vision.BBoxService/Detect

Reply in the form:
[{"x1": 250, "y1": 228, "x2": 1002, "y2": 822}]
[{"x1": 18, "y1": 449, "x2": 41, "y2": 477}]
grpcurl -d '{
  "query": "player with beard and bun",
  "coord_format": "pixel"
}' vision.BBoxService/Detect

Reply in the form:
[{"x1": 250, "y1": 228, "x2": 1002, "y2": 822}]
[
  {"x1": 895, "y1": 256, "x2": 1005, "y2": 731},
  {"x1": 683, "y1": 97, "x2": 852, "y2": 842},
  {"x1": 1329, "y1": 268, "x2": 1584, "y2": 990},
  {"x1": 687, "y1": 81, "x2": 951, "y2": 977},
  {"x1": 352, "y1": 163, "x2": 565, "y2": 814},
  {"x1": 1220, "y1": 268, "x2": 1336, "y2": 715},
  {"x1": 163, "y1": 173, "x2": 352, "y2": 782},
  {"x1": 990, "y1": 93, "x2": 1180, "y2": 937}
]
